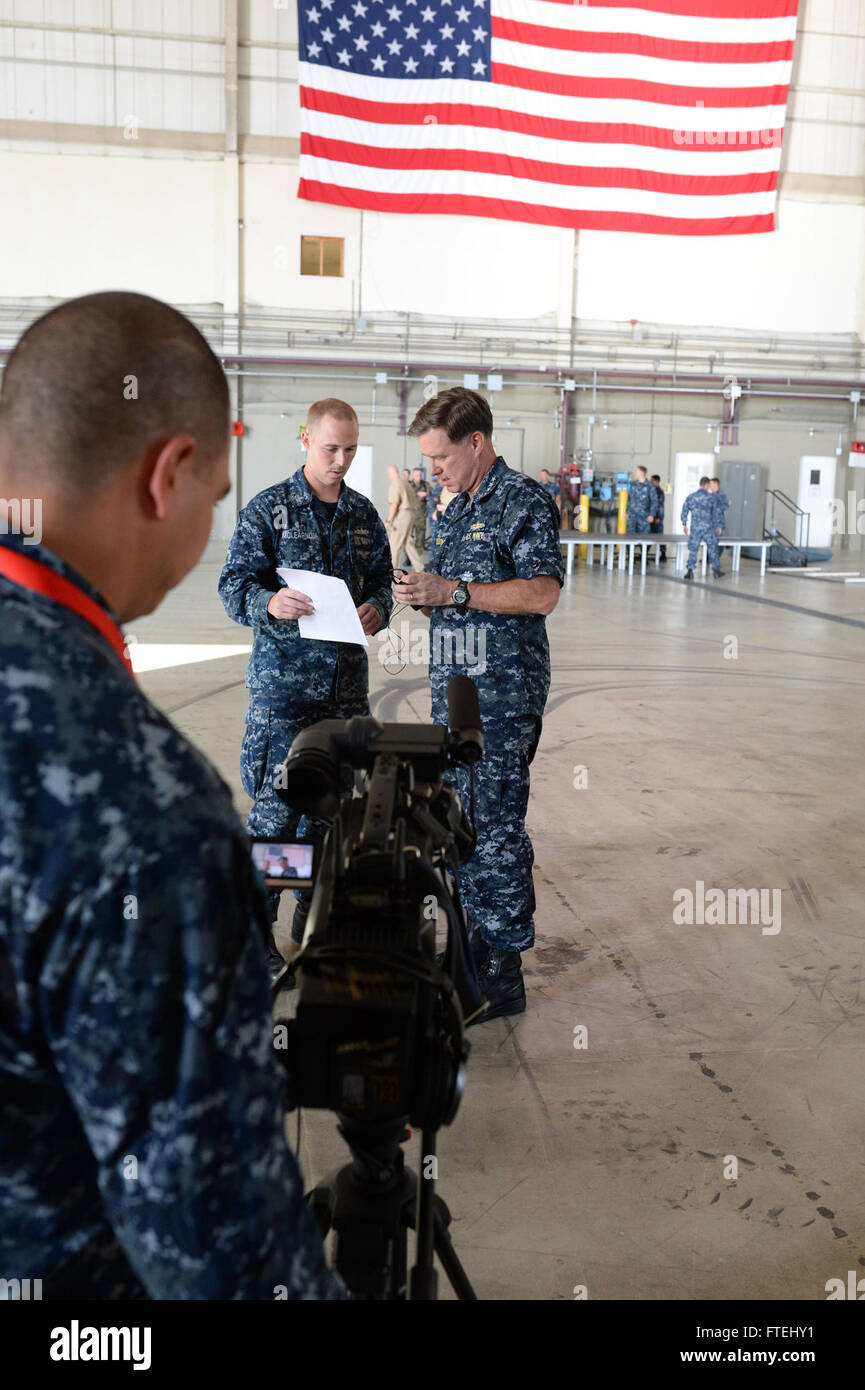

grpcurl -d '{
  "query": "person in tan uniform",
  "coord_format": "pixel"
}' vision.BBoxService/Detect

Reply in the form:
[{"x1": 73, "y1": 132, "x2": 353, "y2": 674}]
[
  {"x1": 435, "y1": 485, "x2": 457, "y2": 528},
  {"x1": 385, "y1": 463, "x2": 423, "y2": 570}
]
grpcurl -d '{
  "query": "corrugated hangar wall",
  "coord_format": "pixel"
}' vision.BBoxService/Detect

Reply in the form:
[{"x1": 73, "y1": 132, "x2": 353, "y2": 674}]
[{"x1": 1, "y1": 0, "x2": 864, "y2": 540}]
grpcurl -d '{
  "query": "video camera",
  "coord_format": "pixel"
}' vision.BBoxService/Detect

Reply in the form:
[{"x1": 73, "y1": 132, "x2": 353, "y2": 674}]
[
  {"x1": 256, "y1": 675, "x2": 486, "y2": 1299},
  {"x1": 270, "y1": 674, "x2": 484, "y2": 1134}
]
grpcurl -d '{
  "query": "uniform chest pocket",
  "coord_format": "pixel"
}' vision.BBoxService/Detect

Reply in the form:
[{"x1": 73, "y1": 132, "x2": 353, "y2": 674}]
[
  {"x1": 277, "y1": 529, "x2": 321, "y2": 566},
  {"x1": 449, "y1": 524, "x2": 499, "y2": 583}
]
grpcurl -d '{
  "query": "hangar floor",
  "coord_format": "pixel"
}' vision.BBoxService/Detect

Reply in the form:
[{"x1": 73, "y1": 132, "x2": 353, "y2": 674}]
[{"x1": 133, "y1": 544, "x2": 865, "y2": 1301}]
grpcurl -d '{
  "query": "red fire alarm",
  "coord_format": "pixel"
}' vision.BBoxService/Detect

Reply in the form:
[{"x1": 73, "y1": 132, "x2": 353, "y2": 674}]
[{"x1": 232, "y1": 420, "x2": 244, "y2": 436}]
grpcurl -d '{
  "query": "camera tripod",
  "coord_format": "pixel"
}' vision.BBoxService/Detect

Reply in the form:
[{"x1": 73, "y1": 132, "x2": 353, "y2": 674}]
[{"x1": 307, "y1": 1117, "x2": 477, "y2": 1300}]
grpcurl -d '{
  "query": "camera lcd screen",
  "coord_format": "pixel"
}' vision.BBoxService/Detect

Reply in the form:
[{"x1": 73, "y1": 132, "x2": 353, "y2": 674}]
[{"x1": 249, "y1": 838, "x2": 317, "y2": 890}]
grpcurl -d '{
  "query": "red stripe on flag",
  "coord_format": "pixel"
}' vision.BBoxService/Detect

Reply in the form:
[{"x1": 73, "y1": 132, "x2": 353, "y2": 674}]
[
  {"x1": 492, "y1": 63, "x2": 790, "y2": 106},
  {"x1": 301, "y1": 134, "x2": 779, "y2": 196},
  {"x1": 299, "y1": 87, "x2": 784, "y2": 152},
  {"x1": 492, "y1": 18, "x2": 794, "y2": 64},
  {"x1": 533, "y1": 0, "x2": 797, "y2": 16},
  {"x1": 298, "y1": 179, "x2": 776, "y2": 235}
]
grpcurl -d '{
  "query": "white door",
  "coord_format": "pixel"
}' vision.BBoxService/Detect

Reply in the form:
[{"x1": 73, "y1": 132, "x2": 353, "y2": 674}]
[
  {"x1": 349, "y1": 445, "x2": 374, "y2": 502},
  {"x1": 674, "y1": 453, "x2": 714, "y2": 533},
  {"x1": 797, "y1": 457, "x2": 835, "y2": 549}
]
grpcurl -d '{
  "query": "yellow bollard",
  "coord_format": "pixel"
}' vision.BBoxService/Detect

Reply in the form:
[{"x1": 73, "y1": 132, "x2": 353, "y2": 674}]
[
  {"x1": 577, "y1": 493, "x2": 589, "y2": 565},
  {"x1": 616, "y1": 488, "x2": 628, "y2": 564}
]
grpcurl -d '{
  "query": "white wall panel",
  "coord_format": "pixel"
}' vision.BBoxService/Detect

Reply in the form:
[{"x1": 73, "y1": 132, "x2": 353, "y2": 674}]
[
  {"x1": 0, "y1": 150, "x2": 224, "y2": 303},
  {"x1": 243, "y1": 162, "x2": 359, "y2": 310},
  {"x1": 576, "y1": 200, "x2": 865, "y2": 336},
  {"x1": 244, "y1": 61, "x2": 298, "y2": 139},
  {"x1": 243, "y1": 0, "x2": 297, "y2": 46},
  {"x1": 360, "y1": 210, "x2": 573, "y2": 321}
]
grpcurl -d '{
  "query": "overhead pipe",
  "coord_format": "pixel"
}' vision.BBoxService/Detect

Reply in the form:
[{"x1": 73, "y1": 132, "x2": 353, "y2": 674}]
[
  {"x1": 220, "y1": 362, "x2": 861, "y2": 408},
  {"x1": 208, "y1": 353, "x2": 865, "y2": 396}
]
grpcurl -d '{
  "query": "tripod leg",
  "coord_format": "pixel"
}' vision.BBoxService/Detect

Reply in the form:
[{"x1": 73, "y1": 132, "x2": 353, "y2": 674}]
[{"x1": 433, "y1": 1208, "x2": 477, "y2": 1301}]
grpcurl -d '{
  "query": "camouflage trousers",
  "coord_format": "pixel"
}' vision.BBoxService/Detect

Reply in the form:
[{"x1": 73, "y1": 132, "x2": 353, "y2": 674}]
[
  {"x1": 687, "y1": 527, "x2": 721, "y2": 570},
  {"x1": 242, "y1": 694, "x2": 367, "y2": 923},
  {"x1": 443, "y1": 714, "x2": 543, "y2": 953},
  {"x1": 628, "y1": 513, "x2": 652, "y2": 534}
]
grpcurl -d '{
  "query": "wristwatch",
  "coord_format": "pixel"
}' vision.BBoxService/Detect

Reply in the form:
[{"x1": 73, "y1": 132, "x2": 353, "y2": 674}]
[{"x1": 451, "y1": 581, "x2": 471, "y2": 607}]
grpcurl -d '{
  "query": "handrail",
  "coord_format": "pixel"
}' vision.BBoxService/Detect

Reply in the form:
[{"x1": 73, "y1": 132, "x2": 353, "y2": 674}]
[
  {"x1": 769, "y1": 487, "x2": 807, "y2": 516},
  {"x1": 763, "y1": 487, "x2": 811, "y2": 562}
]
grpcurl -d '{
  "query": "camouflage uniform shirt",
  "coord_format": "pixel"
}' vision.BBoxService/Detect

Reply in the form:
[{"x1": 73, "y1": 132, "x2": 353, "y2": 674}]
[
  {"x1": 218, "y1": 467, "x2": 393, "y2": 713},
  {"x1": 0, "y1": 534, "x2": 342, "y2": 1300},
  {"x1": 426, "y1": 456, "x2": 564, "y2": 729}
]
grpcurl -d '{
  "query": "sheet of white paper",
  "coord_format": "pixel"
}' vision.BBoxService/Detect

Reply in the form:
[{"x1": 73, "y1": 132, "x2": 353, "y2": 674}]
[{"x1": 276, "y1": 568, "x2": 368, "y2": 646}]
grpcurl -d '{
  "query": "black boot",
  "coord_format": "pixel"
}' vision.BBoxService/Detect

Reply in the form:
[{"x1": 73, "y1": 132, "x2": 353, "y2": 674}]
[
  {"x1": 265, "y1": 933, "x2": 290, "y2": 985},
  {"x1": 471, "y1": 947, "x2": 526, "y2": 1025},
  {"x1": 685, "y1": 569, "x2": 694, "y2": 580},
  {"x1": 291, "y1": 894, "x2": 311, "y2": 945},
  {"x1": 712, "y1": 568, "x2": 726, "y2": 579}
]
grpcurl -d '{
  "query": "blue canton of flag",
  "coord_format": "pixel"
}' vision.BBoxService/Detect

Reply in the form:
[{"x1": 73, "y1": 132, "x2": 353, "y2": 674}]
[{"x1": 299, "y1": 0, "x2": 492, "y2": 81}]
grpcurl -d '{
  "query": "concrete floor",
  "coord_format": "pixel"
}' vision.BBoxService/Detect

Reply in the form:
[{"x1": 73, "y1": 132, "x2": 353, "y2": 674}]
[{"x1": 133, "y1": 543, "x2": 865, "y2": 1301}]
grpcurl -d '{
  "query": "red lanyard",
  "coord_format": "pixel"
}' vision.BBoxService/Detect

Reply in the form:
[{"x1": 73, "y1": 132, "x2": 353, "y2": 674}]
[{"x1": 0, "y1": 547, "x2": 135, "y2": 680}]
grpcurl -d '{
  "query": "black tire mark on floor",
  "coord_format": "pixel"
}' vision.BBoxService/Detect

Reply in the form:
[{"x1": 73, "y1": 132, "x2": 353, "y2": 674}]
[
  {"x1": 788, "y1": 876, "x2": 821, "y2": 923},
  {"x1": 688, "y1": 1051, "x2": 861, "y2": 1250},
  {"x1": 164, "y1": 678, "x2": 245, "y2": 715},
  {"x1": 506, "y1": 1025, "x2": 565, "y2": 1159}
]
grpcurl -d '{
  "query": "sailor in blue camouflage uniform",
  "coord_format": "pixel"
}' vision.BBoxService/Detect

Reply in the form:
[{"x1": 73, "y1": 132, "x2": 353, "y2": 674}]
[
  {"x1": 709, "y1": 477, "x2": 730, "y2": 534},
  {"x1": 539, "y1": 468, "x2": 559, "y2": 503},
  {"x1": 649, "y1": 473, "x2": 667, "y2": 561},
  {"x1": 218, "y1": 400, "x2": 392, "y2": 957},
  {"x1": 626, "y1": 464, "x2": 657, "y2": 533},
  {"x1": 394, "y1": 388, "x2": 563, "y2": 1022},
  {"x1": 0, "y1": 291, "x2": 341, "y2": 1299},
  {"x1": 681, "y1": 476, "x2": 725, "y2": 579}
]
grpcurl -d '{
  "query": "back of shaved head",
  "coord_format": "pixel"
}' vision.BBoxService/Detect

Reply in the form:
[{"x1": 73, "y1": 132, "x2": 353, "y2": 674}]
[{"x1": 0, "y1": 291, "x2": 229, "y2": 494}]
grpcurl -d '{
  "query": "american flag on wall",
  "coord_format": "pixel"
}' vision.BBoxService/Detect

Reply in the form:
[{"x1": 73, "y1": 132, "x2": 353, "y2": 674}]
[{"x1": 297, "y1": 0, "x2": 799, "y2": 236}]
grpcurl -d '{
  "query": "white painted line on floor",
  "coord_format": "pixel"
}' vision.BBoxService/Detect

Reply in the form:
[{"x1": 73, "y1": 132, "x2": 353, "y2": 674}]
[{"x1": 128, "y1": 643, "x2": 252, "y2": 673}]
